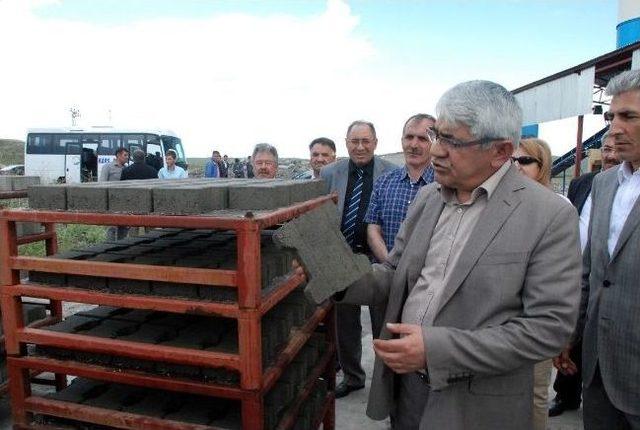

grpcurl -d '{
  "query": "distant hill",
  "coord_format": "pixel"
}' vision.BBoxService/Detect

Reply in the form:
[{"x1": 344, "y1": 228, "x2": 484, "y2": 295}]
[{"x1": 0, "y1": 139, "x2": 24, "y2": 166}]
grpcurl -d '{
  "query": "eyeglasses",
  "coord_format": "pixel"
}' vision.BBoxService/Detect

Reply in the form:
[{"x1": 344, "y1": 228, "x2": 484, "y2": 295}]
[
  {"x1": 426, "y1": 128, "x2": 497, "y2": 149},
  {"x1": 511, "y1": 156, "x2": 540, "y2": 166}
]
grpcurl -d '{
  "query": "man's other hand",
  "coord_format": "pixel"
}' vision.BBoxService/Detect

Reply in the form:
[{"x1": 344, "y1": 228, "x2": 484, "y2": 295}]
[
  {"x1": 373, "y1": 323, "x2": 426, "y2": 374},
  {"x1": 553, "y1": 346, "x2": 578, "y2": 375}
]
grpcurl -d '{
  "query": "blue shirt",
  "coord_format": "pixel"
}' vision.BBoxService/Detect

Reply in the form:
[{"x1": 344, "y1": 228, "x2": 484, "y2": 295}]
[
  {"x1": 204, "y1": 160, "x2": 220, "y2": 178},
  {"x1": 364, "y1": 165, "x2": 435, "y2": 251},
  {"x1": 158, "y1": 165, "x2": 188, "y2": 179}
]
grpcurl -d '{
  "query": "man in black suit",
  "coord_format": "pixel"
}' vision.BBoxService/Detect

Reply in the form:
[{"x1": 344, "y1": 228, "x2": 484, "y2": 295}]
[
  {"x1": 121, "y1": 149, "x2": 159, "y2": 180},
  {"x1": 549, "y1": 130, "x2": 620, "y2": 417}
]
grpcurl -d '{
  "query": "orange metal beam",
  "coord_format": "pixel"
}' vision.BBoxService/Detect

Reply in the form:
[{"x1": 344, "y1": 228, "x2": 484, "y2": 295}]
[
  {"x1": 259, "y1": 272, "x2": 304, "y2": 316},
  {"x1": 254, "y1": 194, "x2": 337, "y2": 229},
  {"x1": 11, "y1": 357, "x2": 247, "y2": 399},
  {"x1": 11, "y1": 256, "x2": 237, "y2": 286},
  {"x1": 16, "y1": 231, "x2": 55, "y2": 246},
  {"x1": 3, "y1": 284, "x2": 240, "y2": 318},
  {"x1": 17, "y1": 329, "x2": 240, "y2": 370},
  {"x1": 23, "y1": 397, "x2": 216, "y2": 430}
]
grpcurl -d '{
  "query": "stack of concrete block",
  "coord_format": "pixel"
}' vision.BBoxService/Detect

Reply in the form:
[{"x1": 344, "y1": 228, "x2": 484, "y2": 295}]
[
  {"x1": 0, "y1": 175, "x2": 40, "y2": 192},
  {"x1": 28, "y1": 178, "x2": 327, "y2": 214},
  {"x1": 0, "y1": 175, "x2": 43, "y2": 236},
  {"x1": 36, "y1": 328, "x2": 327, "y2": 430},
  {"x1": 28, "y1": 228, "x2": 297, "y2": 302},
  {"x1": 39, "y1": 377, "x2": 240, "y2": 428}
]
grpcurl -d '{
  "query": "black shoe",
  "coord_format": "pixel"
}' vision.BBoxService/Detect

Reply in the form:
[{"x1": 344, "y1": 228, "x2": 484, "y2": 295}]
[
  {"x1": 335, "y1": 381, "x2": 365, "y2": 399},
  {"x1": 548, "y1": 398, "x2": 580, "y2": 417}
]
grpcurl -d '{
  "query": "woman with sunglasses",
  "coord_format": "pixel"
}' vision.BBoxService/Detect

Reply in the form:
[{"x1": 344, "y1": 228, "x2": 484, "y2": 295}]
[{"x1": 513, "y1": 137, "x2": 569, "y2": 430}]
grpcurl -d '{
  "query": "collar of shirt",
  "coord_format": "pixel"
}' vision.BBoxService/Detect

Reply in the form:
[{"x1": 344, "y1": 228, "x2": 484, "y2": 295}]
[
  {"x1": 348, "y1": 158, "x2": 374, "y2": 177},
  {"x1": 438, "y1": 160, "x2": 511, "y2": 205},
  {"x1": 617, "y1": 161, "x2": 640, "y2": 184},
  {"x1": 401, "y1": 165, "x2": 434, "y2": 185}
]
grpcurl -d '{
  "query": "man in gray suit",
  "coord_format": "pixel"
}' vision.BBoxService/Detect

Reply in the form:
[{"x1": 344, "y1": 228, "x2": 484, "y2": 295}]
[
  {"x1": 320, "y1": 120, "x2": 395, "y2": 398},
  {"x1": 336, "y1": 81, "x2": 582, "y2": 429},
  {"x1": 557, "y1": 69, "x2": 640, "y2": 429}
]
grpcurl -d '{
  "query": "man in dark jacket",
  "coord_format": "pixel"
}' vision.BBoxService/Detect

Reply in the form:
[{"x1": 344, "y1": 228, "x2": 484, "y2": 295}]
[
  {"x1": 121, "y1": 149, "x2": 158, "y2": 180},
  {"x1": 549, "y1": 130, "x2": 619, "y2": 417}
]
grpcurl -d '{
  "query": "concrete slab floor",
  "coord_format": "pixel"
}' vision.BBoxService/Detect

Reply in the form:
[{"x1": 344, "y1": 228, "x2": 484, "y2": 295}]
[{"x1": 0, "y1": 307, "x2": 584, "y2": 429}]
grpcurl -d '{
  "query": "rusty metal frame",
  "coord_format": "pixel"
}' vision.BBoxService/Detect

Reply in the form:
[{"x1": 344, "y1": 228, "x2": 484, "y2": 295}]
[{"x1": 1, "y1": 194, "x2": 337, "y2": 429}]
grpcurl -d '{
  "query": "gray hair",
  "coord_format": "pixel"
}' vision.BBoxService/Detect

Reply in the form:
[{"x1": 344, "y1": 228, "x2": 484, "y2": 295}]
[
  {"x1": 132, "y1": 149, "x2": 146, "y2": 163},
  {"x1": 436, "y1": 80, "x2": 522, "y2": 147},
  {"x1": 403, "y1": 113, "x2": 436, "y2": 134},
  {"x1": 252, "y1": 143, "x2": 278, "y2": 163},
  {"x1": 346, "y1": 120, "x2": 377, "y2": 139},
  {"x1": 606, "y1": 69, "x2": 640, "y2": 97}
]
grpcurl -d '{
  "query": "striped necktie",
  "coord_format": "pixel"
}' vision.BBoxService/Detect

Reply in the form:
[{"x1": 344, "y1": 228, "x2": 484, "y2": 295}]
[{"x1": 342, "y1": 167, "x2": 364, "y2": 246}]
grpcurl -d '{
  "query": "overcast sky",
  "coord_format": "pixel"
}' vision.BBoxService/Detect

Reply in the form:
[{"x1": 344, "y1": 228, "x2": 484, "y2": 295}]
[{"x1": 0, "y1": 0, "x2": 620, "y2": 158}]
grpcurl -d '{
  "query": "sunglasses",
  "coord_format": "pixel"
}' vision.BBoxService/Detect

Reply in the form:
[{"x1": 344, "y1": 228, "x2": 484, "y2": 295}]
[{"x1": 511, "y1": 156, "x2": 540, "y2": 166}]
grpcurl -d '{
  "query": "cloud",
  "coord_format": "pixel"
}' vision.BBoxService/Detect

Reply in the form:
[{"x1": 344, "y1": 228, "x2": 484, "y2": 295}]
[{"x1": 1, "y1": 0, "x2": 432, "y2": 158}]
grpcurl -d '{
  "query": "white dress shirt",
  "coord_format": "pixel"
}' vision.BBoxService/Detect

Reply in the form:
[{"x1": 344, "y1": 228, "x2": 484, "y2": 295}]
[
  {"x1": 608, "y1": 162, "x2": 640, "y2": 256},
  {"x1": 579, "y1": 193, "x2": 592, "y2": 253}
]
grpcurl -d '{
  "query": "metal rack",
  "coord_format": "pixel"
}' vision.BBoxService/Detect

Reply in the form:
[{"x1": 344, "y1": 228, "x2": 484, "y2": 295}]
[{"x1": 0, "y1": 194, "x2": 336, "y2": 429}]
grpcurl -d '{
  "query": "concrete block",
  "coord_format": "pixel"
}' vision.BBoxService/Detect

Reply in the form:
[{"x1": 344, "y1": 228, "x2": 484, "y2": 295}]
[
  {"x1": 228, "y1": 182, "x2": 292, "y2": 210},
  {"x1": 198, "y1": 285, "x2": 236, "y2": 302},
  {"x1": 106, "y1": 245, "x2": 155, "y2": 256},
  {"x1": 80, "y1": 319, "x2": 139, "y2": 339},
  {"x1": 153, "y1": 185, "x2": 227, "y2": 214},
  {"x1": 67, "y1": 274, "x2": 107, "y2": 290},
  {"x1": 272, "y1": 201, "x2": 371, "y2": 304},
  {"x1": 23, "y1": 303, "x2": 47, "y2": 324},
  {"x1": 16, "y1": 222, "x2": 42, "y2": 237},
  {"x1": 152, "y1": 281, "x2": 199, "y2": 299},
  {"x1": 28, "y1": 184, "x2": 67, "y2": 210},
  {"x1": 0, "y1": 176, "x2": 12, "y2": 191},
  {"x1": 43, "y1": 315, "x2": 101, "y2": 333},
  {"x1": 108, "y1": 309, "x2": 155, "y2": 324},
  {"x1": 11, "y1": 175, "x2": 40, "y2": 191},
  {"x1": 67, "y1": 185, "x2": 110, "y2": 211},
  {"x1": 45, "y1": 378, "x2": 107, "y2": 404},
  {"x1": 108, "y1": 185, "x2": 154, "y2": 214},
  {"x1": 83, "y1": 383, "x2": 141, "y2": 410},
  {"x1": 116, "y1": 322, "x2": 179, "y2": 344},
  {"x1": 122, "y1": 390, "x2": 173, "y2": 418},
  {"x1": 163, "y1": 397, "x2": 218, "y2": 425}
]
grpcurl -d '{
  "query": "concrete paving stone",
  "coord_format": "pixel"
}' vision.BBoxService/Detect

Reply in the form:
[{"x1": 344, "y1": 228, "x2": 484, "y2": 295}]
[
  {"x1": 23, "y1": 303, "x2": 47, "y2": 324},
  {"x1": 206, "y1": 330, "x2": 238, "y2": 354},
  {"x1": 74, "y1": 243, "x2": 128, "y2": 254},
  {"x1": 79, "y1": 319, "x2": 139, "y2": 339},
  {"x1": 103, "y1": 237, "x2": 155, "y2": 246},
  {"x1": 45, "y1": 378, "x2": 105, "y2": 404},
  {"x1": 76, "y1": 306, "x2": 121, "y2": 319},
  {"x1": 73, "y1": 350, "x2": 113, "y2": 367},
  {"x1": 107, "y1": 185, "x2": 154, "y2": 214},
  {"x1": 145, "y1": 312, "x2": 200, "y2": 329},
  {"x1": 163, "y1": 396, "x2": 221, "y2": 425},
  {"x1": 105, "y1": 245, "x2": 156, "y2": 256},
  {"x1": 28, "y1": 184, "x2": 67, "y2": 210},
  {"x1": 108, "y1": 355, "x2": 156, "y2": 373},
  {"x1": 140, "y1": 238, "x2": 190, "y2": 248},
  {"x1": 116, "y1": 322, "x2": 178, "y2": 344},
  {"x1": 153, "y1": 185, "x2": 228, "y2": 214},
  {"x1": 82, "y1": 383, "x2": 141, "y2": 410},
  {"x1": 171, "y1": 230, "x2": 213, "y2": 240},
  {"x1": 11, "y1": 175, "x2": 40, "y2": 191},
  {"x1": 130, "y1": 254, "x2": 174, "y2": 266},
  {"x1": 67, "y1": 185, "x2": 110, "y2": 212},
  {"x1": 66, "y1": 274, "x2": 107, "y2": 290},
  {"x1": 34, "y1": 344, "x2": 74, "y2": 360},
  {"x1": 154, "y1": 361, "x2": 202, "y2": 380},
  {"x1": 108, "y1": 278, "x2": 151, "y2": 295},
  {"x1": 53, "y1": 250, "x2": 96, "y2": 260},
  {"x1": 121, "y1": 390, "x2": 174, "y2": 418},
  {"x1": 43, "y1": 315, "x2": 102, "y2": 333},
  {"x1": 197, "y1": 285, "x2": 237, "y2": 302},
  {"x1": 151, "y1": 281, "x2": 199, "y2": 299},
  {"x1": 272, "y1": 201, "x2": 371, "y2": 304},
  {"x1": 107, "y1": 309, "x2": 154, "y2": 324}
]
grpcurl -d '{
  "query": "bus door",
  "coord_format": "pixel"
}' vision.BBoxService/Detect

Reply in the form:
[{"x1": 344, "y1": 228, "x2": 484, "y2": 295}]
[
  {"x1": 80, "y1": 135, "x2": 99, "y2": 181},
  {"x1": 64, "y1": 142, "x2": 82, "y2": 183}
]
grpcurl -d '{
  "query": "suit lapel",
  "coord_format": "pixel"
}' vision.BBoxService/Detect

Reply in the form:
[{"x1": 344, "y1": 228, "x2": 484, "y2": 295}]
[
  {"x1": 434, "y1": 167, "x2": 523, "y2": 317},
  {"x1": 599, "y1": 172, "x2": 619, "y2": 261},
  {"x1": 335, "y1": 162, "x2": 349, "y2": 219},
  {"x1": 610, "y1": 191, "x2": 640, "y2": 261}
]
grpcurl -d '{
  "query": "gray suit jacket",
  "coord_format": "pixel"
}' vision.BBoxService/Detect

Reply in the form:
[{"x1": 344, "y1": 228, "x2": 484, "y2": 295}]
[
  {"x1": 342, "y1": 165, "x2": 582, "y2": 430},
  {"x1": 319, "y1": 157, "x2": 396, "y2": 221},
  {"x1": 577, "y1": 166, "x2": 640, "y2": 415}
]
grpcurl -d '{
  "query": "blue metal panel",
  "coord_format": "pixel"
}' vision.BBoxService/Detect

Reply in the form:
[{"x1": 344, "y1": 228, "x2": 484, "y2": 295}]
[
  {"x1": 521, "y1": 124, "x2": 539, "y2": 138},
  {"x1": 617, "y1": 17, "x2": 640, "y2": 48}
]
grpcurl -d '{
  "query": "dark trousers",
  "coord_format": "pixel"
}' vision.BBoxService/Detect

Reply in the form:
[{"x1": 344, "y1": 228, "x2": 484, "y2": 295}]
[
  {"x1": 584, "y1": 367, "x2": 640, "y2": 430},
  {"x1": 336, "y1": 303, "x2": 365, "y2": 386},
  {"x1": 552, "y1": 340, "x2": 582, "y2": 405}
]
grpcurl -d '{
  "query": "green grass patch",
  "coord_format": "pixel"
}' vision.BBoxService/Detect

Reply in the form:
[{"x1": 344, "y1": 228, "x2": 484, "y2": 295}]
[{"x1": 19, "y1": 224, "x2": 107, "y2": 257}]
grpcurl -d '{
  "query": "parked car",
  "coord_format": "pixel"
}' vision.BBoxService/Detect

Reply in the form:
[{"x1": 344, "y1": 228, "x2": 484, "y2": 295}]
[{"x1": 0, "y1": 164, "x2": 24, "y2": 175}]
